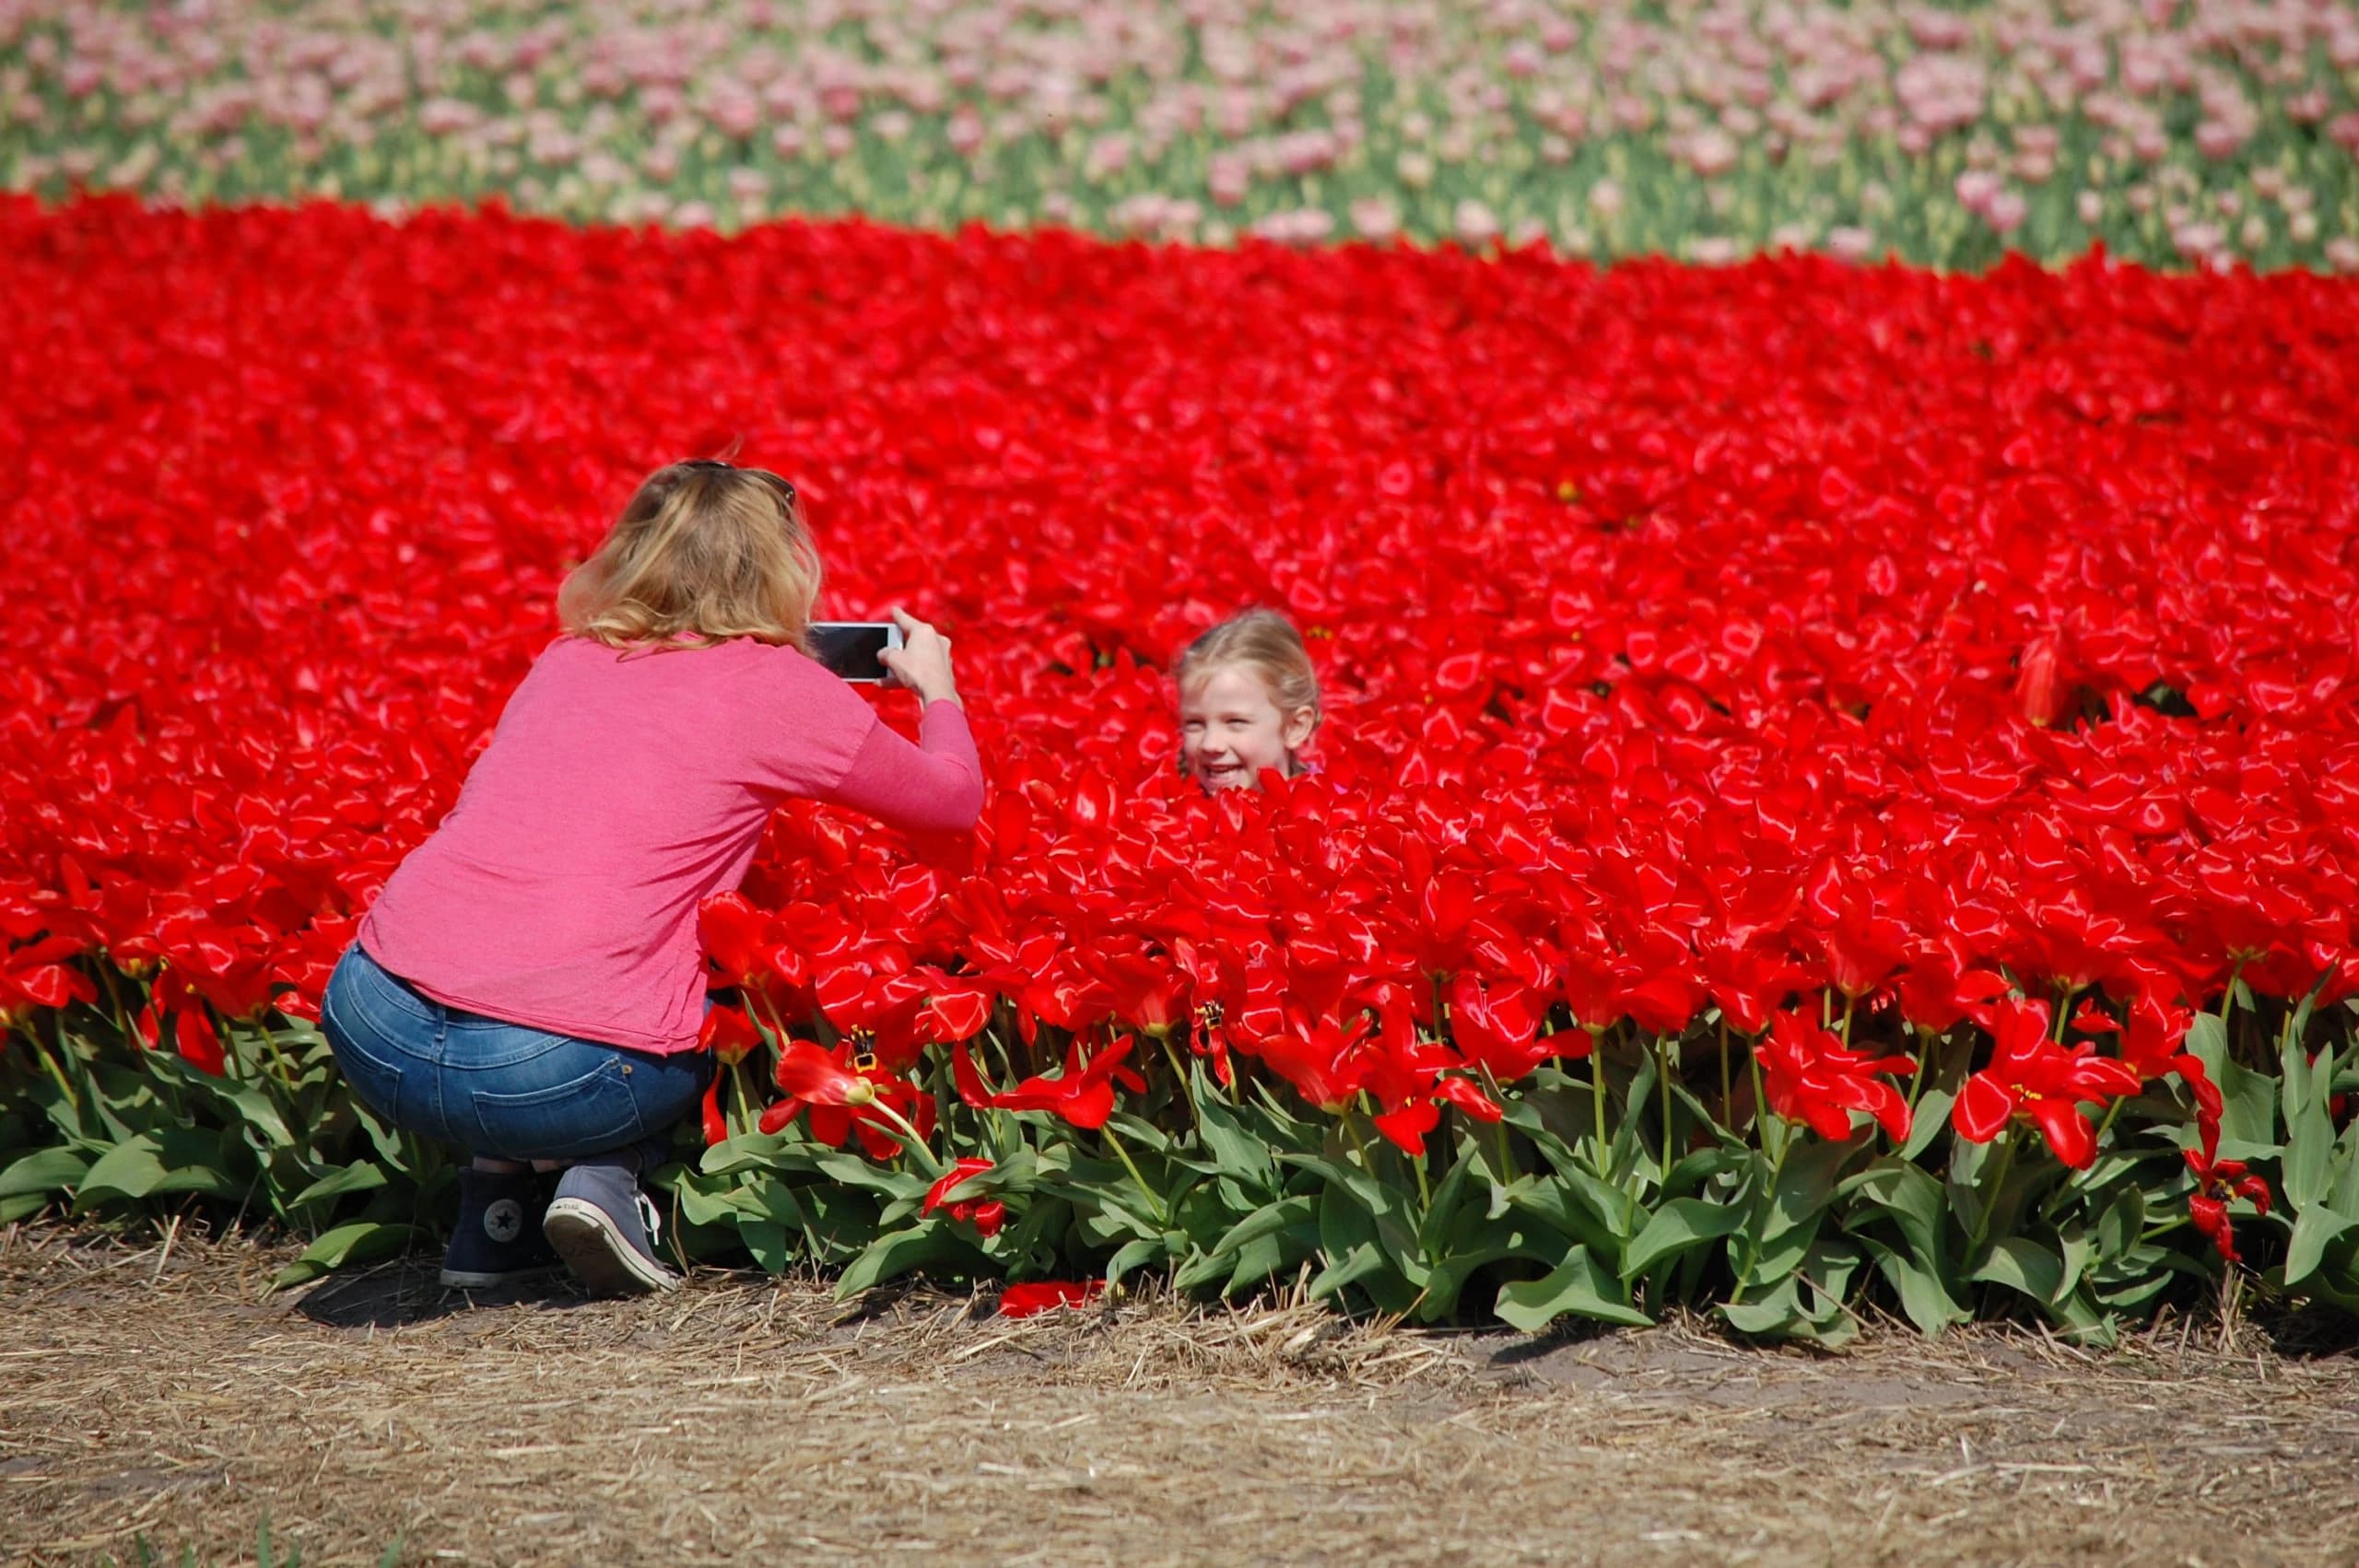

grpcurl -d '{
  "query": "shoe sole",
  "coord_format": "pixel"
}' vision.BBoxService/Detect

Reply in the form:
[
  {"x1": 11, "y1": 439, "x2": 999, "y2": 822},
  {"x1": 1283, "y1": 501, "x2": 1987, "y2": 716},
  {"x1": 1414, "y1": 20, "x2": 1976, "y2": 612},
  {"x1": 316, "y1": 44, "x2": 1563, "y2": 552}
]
[
  {"x1": 543, "y1": 1197, "x2": 682, "y2": 1296},
  {"x1": 439, "y1": 1263, "x2": 565, "y2": 1290}
]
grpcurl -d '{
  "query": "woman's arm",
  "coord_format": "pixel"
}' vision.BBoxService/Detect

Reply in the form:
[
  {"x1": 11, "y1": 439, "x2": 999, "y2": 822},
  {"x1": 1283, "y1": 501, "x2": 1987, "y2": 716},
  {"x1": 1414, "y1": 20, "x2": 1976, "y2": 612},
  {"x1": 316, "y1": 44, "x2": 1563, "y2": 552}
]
[{"x1": 820, "y1": 698, "x2": 985, "y2": 835}]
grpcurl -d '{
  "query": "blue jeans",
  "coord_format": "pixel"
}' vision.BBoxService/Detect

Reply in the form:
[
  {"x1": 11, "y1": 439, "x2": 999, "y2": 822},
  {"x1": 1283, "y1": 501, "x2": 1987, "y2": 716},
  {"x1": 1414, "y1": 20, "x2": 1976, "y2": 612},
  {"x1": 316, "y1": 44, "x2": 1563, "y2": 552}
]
[{"x1": 321, "y1": 942, "x2": 710, "y2": 1164}]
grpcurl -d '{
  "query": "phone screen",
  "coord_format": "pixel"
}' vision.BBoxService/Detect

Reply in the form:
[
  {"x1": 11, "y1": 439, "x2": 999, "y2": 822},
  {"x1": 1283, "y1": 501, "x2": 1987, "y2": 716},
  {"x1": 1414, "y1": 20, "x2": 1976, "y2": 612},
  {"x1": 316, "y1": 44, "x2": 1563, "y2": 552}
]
[{"x1": 808, "y1": 622, "x2": 899, "y2": 683}]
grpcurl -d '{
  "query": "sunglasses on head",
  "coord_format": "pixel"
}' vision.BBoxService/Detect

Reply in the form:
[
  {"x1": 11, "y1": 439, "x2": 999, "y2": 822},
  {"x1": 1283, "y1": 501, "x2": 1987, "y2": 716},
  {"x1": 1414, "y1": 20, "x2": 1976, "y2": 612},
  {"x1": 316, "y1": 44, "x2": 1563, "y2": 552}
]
[{"x1": 677, "y1": 458, "x2": 797, "y2": 504}]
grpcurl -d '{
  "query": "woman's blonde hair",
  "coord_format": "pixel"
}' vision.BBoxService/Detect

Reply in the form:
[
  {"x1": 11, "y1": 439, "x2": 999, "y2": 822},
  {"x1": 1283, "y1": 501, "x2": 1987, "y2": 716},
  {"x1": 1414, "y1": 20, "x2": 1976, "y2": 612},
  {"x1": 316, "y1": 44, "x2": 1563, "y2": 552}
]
[
  {"x1": 557, "y1": 461, "x2": 820, "y2": 653},
  {"x1": 1174, "y1": 607, "x2": 1323, "y2": 741}
]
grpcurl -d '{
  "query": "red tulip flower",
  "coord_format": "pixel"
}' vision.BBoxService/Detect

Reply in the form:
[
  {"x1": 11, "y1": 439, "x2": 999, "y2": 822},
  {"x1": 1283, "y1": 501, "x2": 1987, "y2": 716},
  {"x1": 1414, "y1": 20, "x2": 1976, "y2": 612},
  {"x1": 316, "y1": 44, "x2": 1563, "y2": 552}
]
[
  {"x1": 762, "y1": 1039, "x2": 936, "y2": 1161},
  {"x1": 921, "y1": 1157, "x2": 1007, "y2": 1238},
  {"x1": 0, "y1": 932, "x2": 96, "y2": 1022},
  {"x1": 1952, "y1": 997, "x2": 2142, "y2": 1168},
  {"x1": 134, "y1": 968, "x2": 227, "y2": 1077},
  {"x1": 1081, "y1": 947, "x2": 1190, "y2": 1039},
  {"x1": 700, "y1": 1002, "x2": 765, "y2": 1068},
  {"x1": 774, "y1": 1038, "x2": 879, "y2": 1108},
  {"x1": 1757, "y1": 1008, "x2": 1914, "y2": 1142},
  {"x1": 954, "y1": 1036, "x2": 1144, "y2": 1130},
  {"x1": 1371, "y1": 1097, "x2": 1440, "y2": 1154},
  {"x1": 1435, "y1": 1074, "x2": 1505, "y2": 1123},
  {"x1": 2014, "y1": 636, "x2": 2063, "y2": 727},
  {"x1": 2119, "y1": 990, "x2": 2224, "y2": 1160},
  {"x1": 2183, "y1": 1147, "x2": 2271, "y2": 1264},
  {"x1": 1250, "y1": 1013, "x2": 1374, "y2": 1114},
  {"x1": 1449, "y1": 975, "x2": 1552, "y2": 1082}
]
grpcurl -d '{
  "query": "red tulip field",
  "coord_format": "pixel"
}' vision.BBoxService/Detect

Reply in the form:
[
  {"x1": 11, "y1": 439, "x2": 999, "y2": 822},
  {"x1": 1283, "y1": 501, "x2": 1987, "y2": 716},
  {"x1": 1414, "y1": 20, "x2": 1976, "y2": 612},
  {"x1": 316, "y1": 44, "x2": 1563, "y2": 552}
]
[{"x1": 8, "y1": 194, "x2": 2359, "y2": 1345}]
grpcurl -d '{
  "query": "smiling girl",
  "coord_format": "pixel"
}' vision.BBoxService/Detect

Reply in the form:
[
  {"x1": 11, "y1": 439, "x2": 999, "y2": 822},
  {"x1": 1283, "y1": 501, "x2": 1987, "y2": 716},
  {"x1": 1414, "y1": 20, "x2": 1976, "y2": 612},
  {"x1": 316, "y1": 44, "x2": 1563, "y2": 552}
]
[{"x1": 1174, "y1": 608, "x2": 1323, "y2": 790}]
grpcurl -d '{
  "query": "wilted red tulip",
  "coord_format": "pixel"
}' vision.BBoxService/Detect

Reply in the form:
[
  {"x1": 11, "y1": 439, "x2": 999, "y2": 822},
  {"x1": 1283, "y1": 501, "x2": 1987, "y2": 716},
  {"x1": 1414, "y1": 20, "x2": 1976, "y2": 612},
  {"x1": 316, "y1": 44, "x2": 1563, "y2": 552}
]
[
  {"x1": 700, "y1": 1078, "x2": 729, "y2": 1147},
  {"x1": 998, "y1": 1280, "x2": 1104, "y2": 1317}
]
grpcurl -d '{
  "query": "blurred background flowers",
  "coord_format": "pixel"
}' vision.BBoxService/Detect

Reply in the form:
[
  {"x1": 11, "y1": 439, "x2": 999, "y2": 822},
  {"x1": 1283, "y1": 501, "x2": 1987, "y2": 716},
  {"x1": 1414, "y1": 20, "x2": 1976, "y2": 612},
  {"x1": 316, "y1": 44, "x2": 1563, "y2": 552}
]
[{"x1": 4, "y1": 0, "x2": 2354, "y2": 271}]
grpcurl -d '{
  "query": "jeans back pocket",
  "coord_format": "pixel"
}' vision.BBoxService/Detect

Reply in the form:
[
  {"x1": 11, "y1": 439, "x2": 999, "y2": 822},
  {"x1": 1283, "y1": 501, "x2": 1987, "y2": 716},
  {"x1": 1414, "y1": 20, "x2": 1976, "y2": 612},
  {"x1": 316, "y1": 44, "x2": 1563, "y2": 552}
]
[{"x1": 464, "y1": 1056, "x2": 648, "y2": 1163}]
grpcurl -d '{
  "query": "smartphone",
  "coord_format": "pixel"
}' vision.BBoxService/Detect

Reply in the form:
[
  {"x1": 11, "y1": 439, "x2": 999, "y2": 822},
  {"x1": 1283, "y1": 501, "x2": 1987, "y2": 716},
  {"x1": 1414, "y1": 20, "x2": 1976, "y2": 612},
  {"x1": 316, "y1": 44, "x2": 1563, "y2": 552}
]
[{"x1": 808, "y1": 621, "x2": 904, "y2": 683}]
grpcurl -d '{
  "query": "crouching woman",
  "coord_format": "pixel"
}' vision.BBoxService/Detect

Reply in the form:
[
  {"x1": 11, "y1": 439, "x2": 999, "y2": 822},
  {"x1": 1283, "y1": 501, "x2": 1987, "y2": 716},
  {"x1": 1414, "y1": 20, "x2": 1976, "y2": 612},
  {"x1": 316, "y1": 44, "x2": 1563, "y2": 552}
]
[{"x1": 322, "y1": 461, "x2": 981, "y2": 1296}]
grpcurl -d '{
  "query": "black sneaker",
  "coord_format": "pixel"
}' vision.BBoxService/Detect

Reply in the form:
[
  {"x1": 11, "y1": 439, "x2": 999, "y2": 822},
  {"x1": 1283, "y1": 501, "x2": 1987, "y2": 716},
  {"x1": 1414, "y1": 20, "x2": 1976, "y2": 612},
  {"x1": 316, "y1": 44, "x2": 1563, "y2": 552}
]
[
  {"x1": 441, "y1": 1167, "x2": 563, "y2": 1289},
  {"x1": 543, "y1": 1161, "x2": 682, "y2": 1296}
]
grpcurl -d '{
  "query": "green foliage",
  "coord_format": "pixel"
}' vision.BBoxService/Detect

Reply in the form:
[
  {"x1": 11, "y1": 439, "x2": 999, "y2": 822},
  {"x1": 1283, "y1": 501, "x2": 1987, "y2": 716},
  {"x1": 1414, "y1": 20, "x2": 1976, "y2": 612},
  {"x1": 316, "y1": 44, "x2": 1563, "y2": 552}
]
[
  {"x1": 1, "y1": 966, "x2": 450, "y2": 1292},
  {"x1": 8, "y1": 960, "x2": 2354, "y2": 1340}
]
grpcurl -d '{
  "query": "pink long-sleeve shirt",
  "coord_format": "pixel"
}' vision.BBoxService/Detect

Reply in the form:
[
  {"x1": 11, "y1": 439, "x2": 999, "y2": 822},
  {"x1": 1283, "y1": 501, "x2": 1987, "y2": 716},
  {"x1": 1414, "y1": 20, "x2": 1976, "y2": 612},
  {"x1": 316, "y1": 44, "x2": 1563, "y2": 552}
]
[{"x1": 358, "y1": 634, "x2": 982, "y2": 1055}]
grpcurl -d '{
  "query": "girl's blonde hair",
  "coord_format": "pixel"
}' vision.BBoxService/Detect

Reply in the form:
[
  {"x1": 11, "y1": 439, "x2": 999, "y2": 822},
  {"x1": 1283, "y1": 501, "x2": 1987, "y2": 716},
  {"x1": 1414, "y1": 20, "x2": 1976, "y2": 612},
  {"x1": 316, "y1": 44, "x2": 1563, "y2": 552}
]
[
  {"x1": 557, "y1": 461, "x2": 821, "y2": 653},
  {"x1": 1175, "y1": 607, "x2": 1323, "y2": 740}
]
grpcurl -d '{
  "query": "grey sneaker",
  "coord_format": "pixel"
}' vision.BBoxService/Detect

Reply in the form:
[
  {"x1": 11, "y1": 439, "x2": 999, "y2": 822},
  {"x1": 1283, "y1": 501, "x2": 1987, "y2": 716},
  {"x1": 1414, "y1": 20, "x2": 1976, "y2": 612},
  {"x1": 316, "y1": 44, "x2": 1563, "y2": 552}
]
[{"x1": 543, "y1": 1161, "x2": 681, "y2": 1296}]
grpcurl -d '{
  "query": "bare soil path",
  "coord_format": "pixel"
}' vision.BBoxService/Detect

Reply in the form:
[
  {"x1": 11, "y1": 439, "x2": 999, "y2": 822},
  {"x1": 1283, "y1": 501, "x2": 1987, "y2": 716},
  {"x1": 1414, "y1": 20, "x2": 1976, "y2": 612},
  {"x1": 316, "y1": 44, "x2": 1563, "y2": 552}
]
[{"x1": 4, "y1": 1228, "x2": 2355, "y2": 1566}]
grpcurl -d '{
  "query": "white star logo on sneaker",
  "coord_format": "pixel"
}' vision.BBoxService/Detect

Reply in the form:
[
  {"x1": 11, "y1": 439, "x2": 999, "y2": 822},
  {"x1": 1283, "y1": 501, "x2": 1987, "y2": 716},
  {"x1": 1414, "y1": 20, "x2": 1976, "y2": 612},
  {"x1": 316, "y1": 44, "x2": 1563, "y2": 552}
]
[{"x1": 484, "y1": 1198, "x2": 525, "y2": 1243}]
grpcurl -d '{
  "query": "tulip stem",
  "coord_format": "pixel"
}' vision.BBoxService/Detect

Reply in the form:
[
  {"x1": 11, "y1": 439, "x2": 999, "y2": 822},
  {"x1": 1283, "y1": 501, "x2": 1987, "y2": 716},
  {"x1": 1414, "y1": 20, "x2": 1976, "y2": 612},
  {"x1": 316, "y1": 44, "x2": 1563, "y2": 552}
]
[
  {"x1": 863, "y1": 1099, "x2": 946, "y2": 1182},
  {"x1": 1838, "y1": 994, "x2": 1855, "y2": 1049},
  {"x1": 1748, "y1": 1032, "x2": 1769, "y2": 1149},
  {"x1": 732, "y1": 1058, "x2": 758, "y2": 1140},
  {"x1": 2220, "y1": 960, "x2": 2245, "y2": 1058},
  {"x1": 1658, "y1": 1033, "x2": 1675, "y2": 1182},
  {"x1": 257, "y1": 1017, "x2": 301, "y2": 1095},
  {"x1": 19, "y1": 1018, "x2": 79, "y2": 1119},
  {"x1": 1718, "y1": 1017, "x2": 1732, "y2": 1130},
  {"x1": 1475, "y1": 1062, "x2": 1515, "y2": 1180},
  {"x1": 1340, "y1": 1110, "x2": 1376, "y2": 1173},
  {"x1": 745, "y1": 989, "x2": 793, "y2": 1053},
  {"x1": 95, "y1": 962, "x2": 132, "y2": 1038},
  {"x1": 100, "y1": 964, "x2": 186, "y2": 1120},
  {"x1": 1730, "y1": 1123, "x2": 1792, "y2": 1305},
  {"x1": 2090, "y1": 1092, "x2": 2128, "y2": 1157},
  {"x1": 1966, "y1": 1129, "x2": 2017, "y2": 1265},
  {"x1": 1157, "y1": 1032, "x2": 1200, "y2": 1129},
  {"x1": 1101, "y1": 1123, "x2": 1167, "y2": 1225},
  {"x1": 1906, "y1": 1026, "x2": 1933, "y2": 1112},
  {"x1": 1589, "y1": 1026, "x2": 1610, "y2": 1172}
]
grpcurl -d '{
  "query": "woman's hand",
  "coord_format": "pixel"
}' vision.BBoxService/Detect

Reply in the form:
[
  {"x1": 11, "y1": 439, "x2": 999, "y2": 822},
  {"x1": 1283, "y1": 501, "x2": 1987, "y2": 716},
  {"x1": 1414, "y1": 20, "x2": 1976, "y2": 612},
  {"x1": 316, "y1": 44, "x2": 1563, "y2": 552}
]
[{"x1": 877, "y1": 607, "x2": 960, "y2": 707}]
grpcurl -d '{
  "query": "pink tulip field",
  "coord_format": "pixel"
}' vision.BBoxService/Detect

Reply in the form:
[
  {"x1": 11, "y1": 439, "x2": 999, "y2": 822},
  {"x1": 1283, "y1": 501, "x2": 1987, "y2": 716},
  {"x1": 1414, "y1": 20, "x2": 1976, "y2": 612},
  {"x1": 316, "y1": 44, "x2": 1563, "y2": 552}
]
[{"x1": 4, "y1": 0, "x2": 2355, "y2": 269}]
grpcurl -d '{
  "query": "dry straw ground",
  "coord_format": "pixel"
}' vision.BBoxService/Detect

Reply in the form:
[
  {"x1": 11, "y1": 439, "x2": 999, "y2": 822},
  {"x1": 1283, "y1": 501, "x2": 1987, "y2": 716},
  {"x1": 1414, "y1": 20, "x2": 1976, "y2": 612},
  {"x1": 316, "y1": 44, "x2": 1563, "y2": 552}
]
[{"x1": 4, "y1": 1224, "x2": 2357, "y2": 1566}]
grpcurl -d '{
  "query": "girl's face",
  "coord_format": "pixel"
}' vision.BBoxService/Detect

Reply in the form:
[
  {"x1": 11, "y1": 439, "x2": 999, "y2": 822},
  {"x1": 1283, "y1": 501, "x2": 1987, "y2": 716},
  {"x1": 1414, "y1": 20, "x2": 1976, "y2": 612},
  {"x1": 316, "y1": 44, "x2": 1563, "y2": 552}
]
[{"x1": 1179, "y1": 663, "x2": 1315, "y2": 790}]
